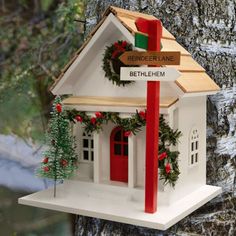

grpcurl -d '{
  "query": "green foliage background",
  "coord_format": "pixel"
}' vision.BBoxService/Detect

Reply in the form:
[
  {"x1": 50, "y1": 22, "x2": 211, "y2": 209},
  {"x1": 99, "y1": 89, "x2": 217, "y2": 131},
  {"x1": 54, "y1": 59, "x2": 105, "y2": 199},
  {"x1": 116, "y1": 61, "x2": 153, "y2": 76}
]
[
  {"x1": 0, "y1": 0, "x2": 86, "y2": 142},
  {"x1": 0, "y1": 1, "x2": 87, "y2": 235}
]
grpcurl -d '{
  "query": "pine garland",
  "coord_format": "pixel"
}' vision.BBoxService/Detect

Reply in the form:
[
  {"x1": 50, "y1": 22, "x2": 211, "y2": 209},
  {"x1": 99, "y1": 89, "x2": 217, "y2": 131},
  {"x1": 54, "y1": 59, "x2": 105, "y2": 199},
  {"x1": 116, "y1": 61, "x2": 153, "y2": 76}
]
[
  {"x1": 67, "y1": 109, "x2": 182, "y2": 187},
  {"x1": 38, "y1": 97, "x2": 181, "y2": 188},
  {"x1": 102, "y1": 40, "x2": 134, "y2": 86},
  {"x1": 67, "y1": 109, "x2": 146, "y2": 134}
]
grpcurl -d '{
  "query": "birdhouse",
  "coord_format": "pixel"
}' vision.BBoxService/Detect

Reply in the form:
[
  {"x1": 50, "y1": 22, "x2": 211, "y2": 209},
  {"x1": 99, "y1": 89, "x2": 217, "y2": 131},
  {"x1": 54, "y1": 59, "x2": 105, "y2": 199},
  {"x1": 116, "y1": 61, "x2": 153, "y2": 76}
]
[{"x1": 19, "y1": 6, "x2": 222, "y2": 230}]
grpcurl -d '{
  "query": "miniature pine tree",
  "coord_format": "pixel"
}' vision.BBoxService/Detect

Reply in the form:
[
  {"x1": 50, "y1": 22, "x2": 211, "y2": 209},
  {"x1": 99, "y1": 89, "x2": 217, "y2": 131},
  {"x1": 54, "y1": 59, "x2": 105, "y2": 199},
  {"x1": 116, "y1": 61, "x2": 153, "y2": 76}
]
[{"x1": 38, "y1": 96, "x2": 78, "y2": 197}]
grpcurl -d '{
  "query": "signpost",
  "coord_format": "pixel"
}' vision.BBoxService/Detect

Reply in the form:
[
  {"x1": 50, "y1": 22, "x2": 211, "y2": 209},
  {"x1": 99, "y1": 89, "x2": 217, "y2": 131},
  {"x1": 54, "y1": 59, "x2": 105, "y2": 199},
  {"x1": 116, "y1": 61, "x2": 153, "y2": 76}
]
[
  {"x1": 119, "y1": 51, "x2": 180, "y2": 66},
  {"x1": 135, "y1": 18, "x2": 162, "y2": 214},
  {"x1": 120, "y1": 67, "x2": 181, "y2": 81},
  {"x1": 120, "y1": 18, "x2": 181, "y2": 214}
]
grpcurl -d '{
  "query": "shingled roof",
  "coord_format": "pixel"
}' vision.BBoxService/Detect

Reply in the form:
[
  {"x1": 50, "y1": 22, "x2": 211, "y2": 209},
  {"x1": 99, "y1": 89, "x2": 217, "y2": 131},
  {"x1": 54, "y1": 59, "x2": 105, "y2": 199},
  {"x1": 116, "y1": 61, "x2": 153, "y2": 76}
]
[{"x1": 51, "y1": 6, "x2": 219, "y2": 94}]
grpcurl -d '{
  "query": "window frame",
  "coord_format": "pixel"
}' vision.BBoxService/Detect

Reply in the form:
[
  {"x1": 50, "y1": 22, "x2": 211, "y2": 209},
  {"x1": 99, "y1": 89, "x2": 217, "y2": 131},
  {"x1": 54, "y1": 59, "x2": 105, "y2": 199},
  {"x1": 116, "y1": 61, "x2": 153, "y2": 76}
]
[
  {"x1": 81, "y1": 132, "x2": 94, "y2": 163},
  {"x1": 189, "y1": 127, "x2": 199, "y2": 167}
]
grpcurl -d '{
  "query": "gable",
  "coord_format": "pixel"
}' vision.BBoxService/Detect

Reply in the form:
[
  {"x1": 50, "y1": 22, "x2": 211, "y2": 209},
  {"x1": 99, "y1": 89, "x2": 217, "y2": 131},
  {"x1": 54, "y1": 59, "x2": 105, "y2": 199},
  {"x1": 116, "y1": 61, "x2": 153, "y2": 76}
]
[
  {"x1": 55, "y1": 14, "x2": 179, "y2": 99},
  {"x1": 51, "y1": 6, "x2": 220, "y2": 96}
]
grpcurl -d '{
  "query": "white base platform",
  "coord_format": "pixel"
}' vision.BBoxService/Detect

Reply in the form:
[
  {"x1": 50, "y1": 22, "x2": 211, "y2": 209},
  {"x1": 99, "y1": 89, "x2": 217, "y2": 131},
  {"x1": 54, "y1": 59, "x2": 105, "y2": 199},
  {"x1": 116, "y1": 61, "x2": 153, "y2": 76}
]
[{"x1": 19, "y1": 180, "x2": 222, "y2": 230}]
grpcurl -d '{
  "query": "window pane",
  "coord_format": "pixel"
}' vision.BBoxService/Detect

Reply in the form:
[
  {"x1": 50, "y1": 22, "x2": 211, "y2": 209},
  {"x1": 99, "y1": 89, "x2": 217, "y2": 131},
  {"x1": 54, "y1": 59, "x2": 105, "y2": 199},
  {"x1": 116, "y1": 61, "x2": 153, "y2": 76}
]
[
  {"x1": 114, "y1": 130, "x2": 121, "y2": 141},
  {"x1": 123, "y1": 135, "x2": 128, "y2": 143},
  {"x1": 91, "y1": 151, "x2": 94, "y2": 161},
  {"x1": 83, "y1": 151, "x2": 89, "y2": 160},
  {"x1": 91, "y1": 139, "x2": 94, "y2": 149},
  {"x1": 191, "y1": 142, "x2": 194, "y2": 151},
  {"x1": 83, "y1": 139, "x2": 88, "y2": 148},
  {"x1": 114, "y1": 144, "x2": 122, "y2": 155},
  {"x1": 195, "y1": 141, "x2": 198, "y2": 150},
  {"x1": 124, "y1": 144, "x2": 128, "y2": 156},
  {"x1": 191, "y1": 155, "x2": 194, "y2": 164},
  {"x1": 195, "y1": 153, "x2": 198, "y2": 163}
]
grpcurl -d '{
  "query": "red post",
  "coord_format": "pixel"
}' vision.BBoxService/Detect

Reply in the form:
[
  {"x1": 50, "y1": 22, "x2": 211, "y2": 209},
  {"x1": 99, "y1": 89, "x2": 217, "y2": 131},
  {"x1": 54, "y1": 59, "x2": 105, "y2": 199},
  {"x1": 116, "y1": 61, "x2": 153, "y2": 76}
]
[{"x1": 136, "y1": 19, "x2": 162, "y2": 213}]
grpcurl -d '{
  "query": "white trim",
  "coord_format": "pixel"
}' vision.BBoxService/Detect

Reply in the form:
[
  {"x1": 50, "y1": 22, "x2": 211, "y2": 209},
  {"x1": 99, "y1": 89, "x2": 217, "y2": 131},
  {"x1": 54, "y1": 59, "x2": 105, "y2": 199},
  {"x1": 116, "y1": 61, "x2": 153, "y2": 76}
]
[
  {"x1": 182, "y1": 91, "x2": 218, "y2": 97},
  {"x1": 128, "y1": 135, "x2": 136, "y2": 188},
  {"x1": 93, "y1": 132, "x2": 101, "y2": 183},
  {"x1": 19, "y1": 181, "x2": 222, "y2": 230},
  {"x1": 65, "y1": 105, "x2": 145, "y2": 113},
  {"x1": 64, "y1": 105, "x2": 174, "y2": 114}
]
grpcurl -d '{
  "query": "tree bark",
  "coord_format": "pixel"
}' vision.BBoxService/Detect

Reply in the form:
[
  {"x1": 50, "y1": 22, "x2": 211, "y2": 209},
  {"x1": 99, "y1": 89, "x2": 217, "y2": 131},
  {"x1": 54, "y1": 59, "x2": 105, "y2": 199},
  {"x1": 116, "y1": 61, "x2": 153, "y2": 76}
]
[{"x1": 75, "y1": 1, "x2": 236, "y2": 235}]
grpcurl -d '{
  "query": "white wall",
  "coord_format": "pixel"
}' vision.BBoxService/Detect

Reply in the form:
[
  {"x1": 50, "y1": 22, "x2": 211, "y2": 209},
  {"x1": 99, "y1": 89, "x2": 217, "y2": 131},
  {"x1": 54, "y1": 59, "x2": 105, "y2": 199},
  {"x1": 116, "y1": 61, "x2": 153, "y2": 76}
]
[
  {"x1": 169, "y1": 96, "x2": 207, "y2": 202},
  {"x1": 72, "y1": 123, "x2": 94, "y2": 181},
  {"x1": 100, "y1": 122, "x2": 115, "y2": 182},
  {"x1": 53, "y1": 14, "x2": 180, "y2": 98},
  {"x1": 72, "y1": 96, "x2": 208, "y2": 206},
  {"x1": 69, "y1": 20, "x2": 178, "y2": 99},
  {"x1": 136, "y1": 128, "x2": 146, "y2": 187}
]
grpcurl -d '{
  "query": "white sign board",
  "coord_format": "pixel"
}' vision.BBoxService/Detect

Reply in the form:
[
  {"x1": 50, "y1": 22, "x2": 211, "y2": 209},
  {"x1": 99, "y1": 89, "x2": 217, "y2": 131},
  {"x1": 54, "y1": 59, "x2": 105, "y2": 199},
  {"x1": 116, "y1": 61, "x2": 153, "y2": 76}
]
[{"x1": 120, "y1": 67, "x2": 181, "y2": 81}]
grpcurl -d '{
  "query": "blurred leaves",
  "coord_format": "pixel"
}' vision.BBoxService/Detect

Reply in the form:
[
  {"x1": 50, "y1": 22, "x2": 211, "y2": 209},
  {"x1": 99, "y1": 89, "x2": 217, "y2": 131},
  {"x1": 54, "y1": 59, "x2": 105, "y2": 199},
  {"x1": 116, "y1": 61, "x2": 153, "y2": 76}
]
[
  {"x1": 0, "y1": 0, "x2": 86, "y2": 142},
  {"x1": 41, "y1": 0, "x2": 54, "y2": 11}
]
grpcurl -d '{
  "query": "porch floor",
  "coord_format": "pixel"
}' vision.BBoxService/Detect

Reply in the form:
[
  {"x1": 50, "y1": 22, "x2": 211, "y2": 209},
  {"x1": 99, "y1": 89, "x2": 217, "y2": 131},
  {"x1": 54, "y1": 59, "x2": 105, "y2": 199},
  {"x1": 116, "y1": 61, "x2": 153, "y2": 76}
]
[{"x1": 19, "y1": 180, "x2": 221, "y2": 230}]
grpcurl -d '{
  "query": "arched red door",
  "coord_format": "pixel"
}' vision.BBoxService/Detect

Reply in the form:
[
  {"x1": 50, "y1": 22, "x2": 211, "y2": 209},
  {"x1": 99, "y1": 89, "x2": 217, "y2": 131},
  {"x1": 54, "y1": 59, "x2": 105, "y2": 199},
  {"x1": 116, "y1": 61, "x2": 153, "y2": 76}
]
[{"x1": 110, "y1": 127, "x2": 128, "y2": 183}]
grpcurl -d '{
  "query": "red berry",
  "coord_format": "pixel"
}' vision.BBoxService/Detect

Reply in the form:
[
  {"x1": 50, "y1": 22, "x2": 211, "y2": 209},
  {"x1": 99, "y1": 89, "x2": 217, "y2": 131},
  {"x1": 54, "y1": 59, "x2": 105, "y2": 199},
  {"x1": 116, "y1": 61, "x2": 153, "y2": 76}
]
[
  {"x1": 95, "y1": 112, "x2": 103, "y2": 118},
  {"x1": 43, "y1": 166, "x2": 49, "y2": 172},
  {"x1": 139, "y1": 111, "x2": 146, "y2": 120},
  {"x1": 114, "y1": 42, "x2": 119, "y2": 48},
  {"x1": 121, "y1": 41, "x2": 127, "y2": 48},
  {"x1": 90, "y1": 117, "x2": 96, "y2": 125},
  {"x1": 56, "y1": 103, "x2": 62, "y2": 113},
  {"x1": 158, "y1": 152, "x2": 167, "y2": 161},
  {"x1": 43, "y1": 157, "x2": 48, "y2": 164},
  {"x1": 61, "y1": 159, "x2": 68, "y2": 167},
  {"x1": 112, "y1": 50, "x2": 119, "y2": 59},
  {"x1": 165, "y1": 163, "x2": 171, "y2": 174},
  {"x1": 124, "y1": 131, "x2": 131, "y2": 137},
  {"x1": 75, "y1": 115, "x2": 83, "y2": 122}
]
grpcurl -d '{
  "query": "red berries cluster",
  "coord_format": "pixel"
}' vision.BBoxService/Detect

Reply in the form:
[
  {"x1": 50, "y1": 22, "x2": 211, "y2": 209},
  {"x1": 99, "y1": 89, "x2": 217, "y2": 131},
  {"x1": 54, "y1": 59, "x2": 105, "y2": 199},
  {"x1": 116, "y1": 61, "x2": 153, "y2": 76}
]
[
  {"x1": 42, "y1": 156, "x2": 68, "y2": 172},
  {"x1": 43, "y1": 166, "x2": 49, "y2": 172},
  {"x1": 158, "y1": 152, "x2": 167, "y2": 161},
  {"x1": 165, "y1": 163, "x2": 171, "y2": 174},
  {"x1": 60, "y1": 159, "x2": 68, "y2": 167},
  {"x1": 42, "y1": 157, "x2": 49, "y2": 172},
  {"x1": 75, "y1": 115, "x2": 83, "y2": 122},
  {"x1": 138, "y1": 110, "x2": 146, "y2": 120},
  {"x1": 56, "y1": 103, "x2": 62, "y2": 113},
  {"x1": 158, "y1": 152, "x2": 171, "y2": 174},
  {"x1": 124, "y1": 130, "x2": 132, "y2": 137},
  {"x1": 111, "y1": 41, "x2": 128, "y2": 59},
  {"x1": 75, "y1": 112, "x2": 104, "y2": 126},
  {"x1": 90, "y1": 112, "x2": 103, "y2": 124}
]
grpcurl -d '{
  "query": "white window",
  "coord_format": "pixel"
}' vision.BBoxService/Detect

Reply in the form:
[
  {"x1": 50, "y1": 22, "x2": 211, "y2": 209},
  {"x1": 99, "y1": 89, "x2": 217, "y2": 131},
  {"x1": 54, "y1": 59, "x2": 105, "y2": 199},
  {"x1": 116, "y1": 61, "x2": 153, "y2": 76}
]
[
  {"x1": 189, "y1": 128, "x2": 199, "y2": 166},
  {"x1": 82, "y1": 132, "x2": 94, "y2": 162}
]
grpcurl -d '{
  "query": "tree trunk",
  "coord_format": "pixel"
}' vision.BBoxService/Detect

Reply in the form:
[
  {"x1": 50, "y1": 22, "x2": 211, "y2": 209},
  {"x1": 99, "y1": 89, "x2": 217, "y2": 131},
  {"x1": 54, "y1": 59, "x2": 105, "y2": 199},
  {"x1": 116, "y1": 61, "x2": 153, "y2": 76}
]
[{"x1": 75, "y1": 1, "x2": 236, "y2": 235}]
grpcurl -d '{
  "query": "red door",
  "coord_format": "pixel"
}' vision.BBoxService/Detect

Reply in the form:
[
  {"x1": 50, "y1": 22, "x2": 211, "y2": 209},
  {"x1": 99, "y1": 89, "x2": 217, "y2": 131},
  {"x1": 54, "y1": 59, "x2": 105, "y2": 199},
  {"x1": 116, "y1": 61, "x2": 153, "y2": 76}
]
[{"x1": 110, "y1": 127, "x2": 128, "y2": 183}]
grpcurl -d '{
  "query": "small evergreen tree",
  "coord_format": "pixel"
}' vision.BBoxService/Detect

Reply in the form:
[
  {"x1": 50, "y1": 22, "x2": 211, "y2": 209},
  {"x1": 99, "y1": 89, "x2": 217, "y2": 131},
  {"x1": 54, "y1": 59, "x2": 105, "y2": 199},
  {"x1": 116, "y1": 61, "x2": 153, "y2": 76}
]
[{"x1": 38, "y1": 96, "x2": 78, "y2": 197}]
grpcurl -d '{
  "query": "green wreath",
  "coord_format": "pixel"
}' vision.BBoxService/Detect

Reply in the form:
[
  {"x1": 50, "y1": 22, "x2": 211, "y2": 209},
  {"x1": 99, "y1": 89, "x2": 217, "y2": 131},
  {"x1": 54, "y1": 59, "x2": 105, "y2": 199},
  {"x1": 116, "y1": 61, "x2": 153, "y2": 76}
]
[{"x1": 102, "y1": 40, "x2": 134, "y2": 86}]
